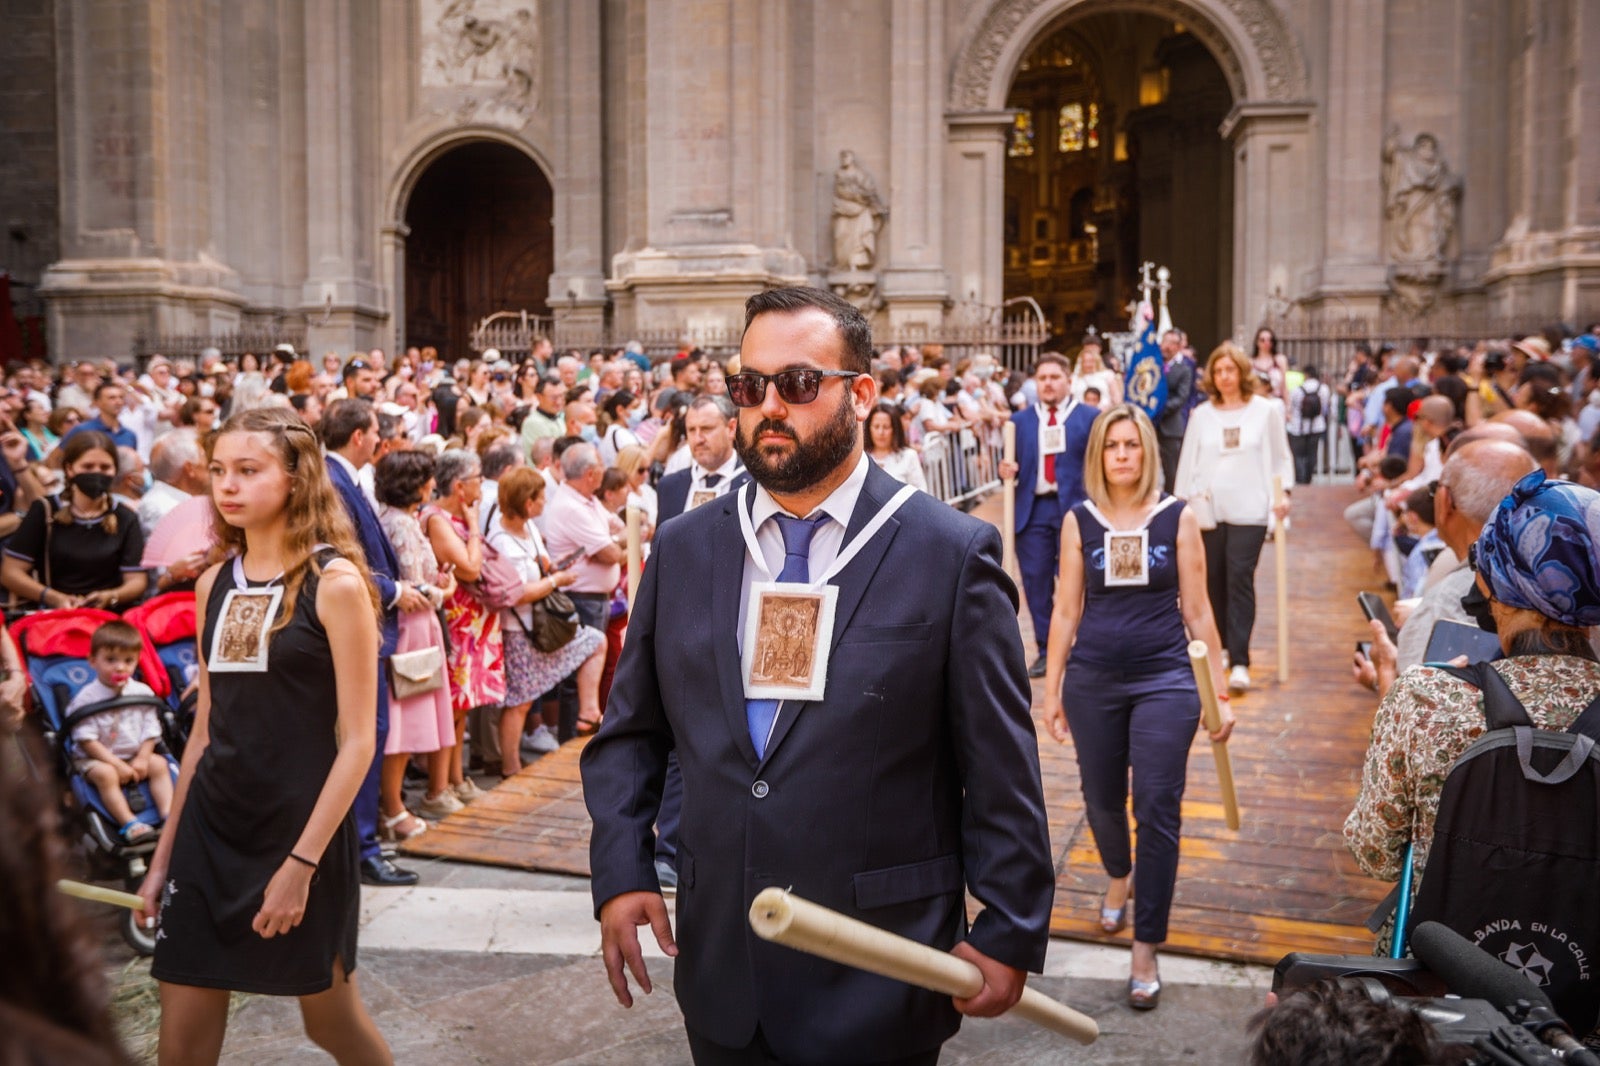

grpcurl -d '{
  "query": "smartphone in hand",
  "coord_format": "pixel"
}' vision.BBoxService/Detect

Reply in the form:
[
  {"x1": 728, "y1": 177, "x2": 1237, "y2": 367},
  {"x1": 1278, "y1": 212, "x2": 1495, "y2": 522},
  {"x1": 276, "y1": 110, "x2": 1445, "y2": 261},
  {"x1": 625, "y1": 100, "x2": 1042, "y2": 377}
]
[{"x1": 1357, "y1": 591, "x2": 1400, "y2": 643}]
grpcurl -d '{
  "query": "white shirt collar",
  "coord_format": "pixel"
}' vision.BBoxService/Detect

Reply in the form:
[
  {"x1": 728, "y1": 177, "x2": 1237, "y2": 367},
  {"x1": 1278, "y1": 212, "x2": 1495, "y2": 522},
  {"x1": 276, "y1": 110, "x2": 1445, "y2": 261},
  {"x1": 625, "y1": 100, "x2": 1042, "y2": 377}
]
[
  {"x1": 326, "y1": 449, "x2": 362, "y2": 479},
  {"x1": 693, "y1": 453, "x2": 742, "y2": 483},
  {"x1": 750, "y1": 453, "x2": 871, "y2": 535}
]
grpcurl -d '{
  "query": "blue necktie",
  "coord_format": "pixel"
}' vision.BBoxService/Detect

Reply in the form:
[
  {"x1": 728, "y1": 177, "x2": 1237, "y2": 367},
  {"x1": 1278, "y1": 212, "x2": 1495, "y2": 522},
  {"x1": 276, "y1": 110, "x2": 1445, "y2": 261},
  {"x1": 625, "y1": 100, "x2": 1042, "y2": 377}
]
[{"x1": 746, "y1": 512, "x2": 830, "y2": 757}]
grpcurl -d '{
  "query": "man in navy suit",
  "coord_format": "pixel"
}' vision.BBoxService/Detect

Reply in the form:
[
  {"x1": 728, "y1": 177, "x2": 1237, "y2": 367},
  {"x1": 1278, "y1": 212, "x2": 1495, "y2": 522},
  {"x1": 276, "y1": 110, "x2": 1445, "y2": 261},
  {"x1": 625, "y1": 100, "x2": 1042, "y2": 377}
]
[
  {"x1": 582, "y1": 287, "x2": 1053, "y2": 1065},
  {"x1": 322, "y1": 398, "x2": 422, "y2": 887},
  {"x1": 656, "y1": 394, "x2": 750, "y2": 526},
  {"x1": 998, "y1": 353, "x2": 1099, "y2": 677},
  {"x1": 650, "y1": 392, "x2": 750, "y2": 890}
]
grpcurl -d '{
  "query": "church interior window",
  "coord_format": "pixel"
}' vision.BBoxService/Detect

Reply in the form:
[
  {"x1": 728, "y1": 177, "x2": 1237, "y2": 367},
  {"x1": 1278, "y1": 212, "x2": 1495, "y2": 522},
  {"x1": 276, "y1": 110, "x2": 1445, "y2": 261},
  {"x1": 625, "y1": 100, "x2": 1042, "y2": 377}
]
[
  {"x1": 1087, "y1": 103, "x2": 1100, "y2": 150},
  {"x1": 1059, "y1": 103, "x2": 1085, "y2": 153},
  {"x1": 1009, "y1": 112, "x2": 1035, "y2": 157}
]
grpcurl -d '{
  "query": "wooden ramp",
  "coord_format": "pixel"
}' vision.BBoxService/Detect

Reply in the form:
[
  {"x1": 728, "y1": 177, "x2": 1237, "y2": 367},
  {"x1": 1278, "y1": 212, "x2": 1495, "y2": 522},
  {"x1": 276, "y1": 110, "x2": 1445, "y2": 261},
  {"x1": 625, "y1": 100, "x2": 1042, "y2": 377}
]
[{"x1": 404, "y1": 483, "x2": 1391, "y2": 966}]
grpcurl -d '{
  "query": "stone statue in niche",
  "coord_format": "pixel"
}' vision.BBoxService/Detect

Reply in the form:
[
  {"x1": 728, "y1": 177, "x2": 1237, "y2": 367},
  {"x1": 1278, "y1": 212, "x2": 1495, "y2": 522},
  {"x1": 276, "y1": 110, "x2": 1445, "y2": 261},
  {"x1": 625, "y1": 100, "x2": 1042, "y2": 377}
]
[
  {"x1": 1382, "y1": 128, "x2": 1461, "y2": 311},
  {"x1": 831, "y1": 150, "x2": 888, "y2": 272},
  {"x1": 421, "y1": 0, "x2": 540, "y2": 122}
]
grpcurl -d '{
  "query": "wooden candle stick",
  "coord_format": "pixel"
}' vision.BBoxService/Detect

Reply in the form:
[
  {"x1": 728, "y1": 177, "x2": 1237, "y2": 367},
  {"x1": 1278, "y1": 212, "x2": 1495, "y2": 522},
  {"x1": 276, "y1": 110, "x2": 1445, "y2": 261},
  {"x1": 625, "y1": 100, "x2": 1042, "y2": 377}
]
[
  {"x1": 625, "y1": 506, "x2": 643, "y2": 612},
  {"x1": 1001, "y1": 422, "x2": 1017, "y2": 580},
  {"x1": 1188, "y1": 641, "x2": 1241, "y2": 831},
  {"x1": 749, "y1": 887, "x2": 1098, "y2": 1045},
  {"x1": 1273, "y1": 476, "x2": 1289, "y2": 683}
]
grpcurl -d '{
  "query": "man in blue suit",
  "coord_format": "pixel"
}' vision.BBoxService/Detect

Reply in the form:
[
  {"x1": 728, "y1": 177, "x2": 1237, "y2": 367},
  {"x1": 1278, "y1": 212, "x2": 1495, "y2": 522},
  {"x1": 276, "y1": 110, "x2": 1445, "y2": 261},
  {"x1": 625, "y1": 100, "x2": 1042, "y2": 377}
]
[
  {"x1": 582, "y1": 287, "x2": 1053, "y2": 1065},
  {"x1": 322, "y1": 398, "x2": 422, "y2": 887},
  {"x1": 651, "y1": 392, "x2": 750, "y2": 890},
  {"x1": 998, "y1": 353, "x2": 1098, "y2": 677},
  {"x1": 656, "y1": 394, "x2": 750, "y2": 526}
]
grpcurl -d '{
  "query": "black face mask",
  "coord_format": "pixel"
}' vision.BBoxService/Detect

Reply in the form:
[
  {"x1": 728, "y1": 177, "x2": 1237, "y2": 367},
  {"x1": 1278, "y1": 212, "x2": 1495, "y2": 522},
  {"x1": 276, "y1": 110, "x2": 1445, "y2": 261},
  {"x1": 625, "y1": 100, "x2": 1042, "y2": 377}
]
[
  {"x1": 70, "y1": 472, "x2": 115, "y2": 499},
  {"x1": 1461, "y1": 581, "x2": 1498, "y2": 634}
]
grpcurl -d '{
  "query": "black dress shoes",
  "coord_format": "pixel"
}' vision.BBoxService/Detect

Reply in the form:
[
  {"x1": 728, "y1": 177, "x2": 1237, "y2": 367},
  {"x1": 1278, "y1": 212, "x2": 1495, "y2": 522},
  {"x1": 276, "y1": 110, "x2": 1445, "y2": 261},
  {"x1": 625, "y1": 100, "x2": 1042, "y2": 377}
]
[
  {"x1": 1028, "y1": 654, "x2": 1047, "y2": 679},
  {"x1": 360, "y1": 856, "x2": 420, "y2": 887}
]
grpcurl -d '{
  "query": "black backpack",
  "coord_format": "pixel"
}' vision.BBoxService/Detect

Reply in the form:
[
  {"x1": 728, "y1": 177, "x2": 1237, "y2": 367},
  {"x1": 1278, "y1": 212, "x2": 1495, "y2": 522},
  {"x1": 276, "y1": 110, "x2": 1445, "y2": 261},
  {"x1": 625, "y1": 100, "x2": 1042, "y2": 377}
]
[
  {"x1": 1298, "y1": 382, "x2": 1323, "y2": 421},
  {"x1": 1406, "y1": 661, "x2": 1600, "y2": 1033}
]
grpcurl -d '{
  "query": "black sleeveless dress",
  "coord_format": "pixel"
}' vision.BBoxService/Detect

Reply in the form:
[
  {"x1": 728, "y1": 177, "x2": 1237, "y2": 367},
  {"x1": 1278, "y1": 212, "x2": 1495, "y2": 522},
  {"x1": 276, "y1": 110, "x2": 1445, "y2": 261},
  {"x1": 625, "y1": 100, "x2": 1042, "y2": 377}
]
[{"x1": 151, "y1": 552, "x2": 360, "y2": 995}]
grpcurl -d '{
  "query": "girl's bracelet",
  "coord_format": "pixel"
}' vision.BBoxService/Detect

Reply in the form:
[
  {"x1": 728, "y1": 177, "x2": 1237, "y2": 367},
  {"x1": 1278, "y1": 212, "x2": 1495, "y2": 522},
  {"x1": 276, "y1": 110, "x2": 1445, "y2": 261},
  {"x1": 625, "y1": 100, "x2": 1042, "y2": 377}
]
[{"x1": 287, "y1": 852, "x2": 318, "y2": 872}]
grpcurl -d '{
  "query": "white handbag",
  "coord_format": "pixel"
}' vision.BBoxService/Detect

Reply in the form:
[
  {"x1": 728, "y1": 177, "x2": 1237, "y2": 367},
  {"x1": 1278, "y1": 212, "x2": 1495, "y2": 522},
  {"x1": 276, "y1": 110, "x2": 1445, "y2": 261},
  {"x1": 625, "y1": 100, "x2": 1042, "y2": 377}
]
[
  {"x1": 388, "y1": 646, "x2": 447, "y2": 699},
  {"x1": 1187, "y1": 492, "x2": 1218, "y2": 532}
]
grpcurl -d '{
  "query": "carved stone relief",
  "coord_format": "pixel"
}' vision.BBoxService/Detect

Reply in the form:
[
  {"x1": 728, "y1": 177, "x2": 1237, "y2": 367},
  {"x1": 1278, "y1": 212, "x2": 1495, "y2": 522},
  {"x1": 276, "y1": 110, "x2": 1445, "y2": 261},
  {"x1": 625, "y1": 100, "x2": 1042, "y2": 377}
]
[
  {"x1": 421, "y1": 0, "x2": 540, "y2": 125},
  {"x1": 950, "y1": 0, "x2": 1308, "y2": 111}
]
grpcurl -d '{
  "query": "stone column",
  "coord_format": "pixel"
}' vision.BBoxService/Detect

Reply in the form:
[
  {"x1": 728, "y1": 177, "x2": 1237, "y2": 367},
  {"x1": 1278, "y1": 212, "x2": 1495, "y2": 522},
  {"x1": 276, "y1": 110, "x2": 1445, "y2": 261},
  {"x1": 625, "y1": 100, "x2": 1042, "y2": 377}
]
[
  {"x1": 1307, "y1": 0, "x2": 1387, "y2": 312},
  {"x1": 1222, "y1": 104, "x2": 1314, "y2": 342},
  {"x1": 300, "y1": 0, "x2": 384, "y2": 355},
  {"x1": 548, "y1": 0, "x2": 607, "y2": 338},
  {"x1": 1561, "y1": 0, "x2": 1600, "y2": 315},
  {"x1": 943, "y1": 112, "x2": 1012, "y2": 317},
  {"x1": 607, "y1": 0, "x2": 805, "y2": 336},
  {"x1": 879, "y1": 0, "x2": 947, "y2": 333},
  {"x1": 41, "y1": 0, "x2": 244, "y2": 360}
]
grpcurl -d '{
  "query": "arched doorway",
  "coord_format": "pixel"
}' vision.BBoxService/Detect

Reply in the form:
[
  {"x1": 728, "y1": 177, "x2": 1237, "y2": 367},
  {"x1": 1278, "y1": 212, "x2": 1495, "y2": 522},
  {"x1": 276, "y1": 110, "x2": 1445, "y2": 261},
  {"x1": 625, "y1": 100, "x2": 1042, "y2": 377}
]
[
  {"x1": 403, "y1": 141, "x2": 552, "y2": 357},
  {"x1": 1003, "y1": 13, "x2": 1234, "y2": 348}
]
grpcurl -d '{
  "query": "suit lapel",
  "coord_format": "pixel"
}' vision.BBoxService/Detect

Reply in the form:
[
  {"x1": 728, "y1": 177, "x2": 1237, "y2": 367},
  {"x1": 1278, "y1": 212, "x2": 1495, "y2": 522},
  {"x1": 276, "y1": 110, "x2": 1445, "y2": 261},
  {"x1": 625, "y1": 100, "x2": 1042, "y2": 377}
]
[
  {"x1": 710, "y1": 491, "x2": 761, "y2": 768},
  {"x1": 758, "y1": 463, "x2": 903, "y2": 767}
]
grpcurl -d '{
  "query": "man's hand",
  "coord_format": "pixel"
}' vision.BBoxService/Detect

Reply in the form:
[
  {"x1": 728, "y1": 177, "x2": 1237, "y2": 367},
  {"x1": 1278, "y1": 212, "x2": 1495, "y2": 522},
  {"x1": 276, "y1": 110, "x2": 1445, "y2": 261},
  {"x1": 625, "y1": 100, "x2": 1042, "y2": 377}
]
[
  {"x1": 1352, "y1": 646, "x2": 1378, "y2": 692},
  {"x1": 396, "y1": 583, "x2": 430, "y2": 613},
  {"x1": 997, "y1": 459, "x2": 1018, "y2": 481},
  {"x1": 599, "y1": 891, "x2": 678, "y2": 1008},
  {"x1": 949, "y1": 940, "x2": 1026, "y2": 1018},
  {"x1": 1367, "y1": 619, "x2": 1400, "y2": 698}
]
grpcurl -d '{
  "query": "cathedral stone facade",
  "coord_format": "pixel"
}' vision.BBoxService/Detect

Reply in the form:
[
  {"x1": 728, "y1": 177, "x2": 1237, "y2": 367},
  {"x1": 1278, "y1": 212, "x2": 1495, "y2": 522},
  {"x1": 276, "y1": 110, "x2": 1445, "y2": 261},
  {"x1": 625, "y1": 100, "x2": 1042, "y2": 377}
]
[{"x1": 3, "y1": 0, "x2": 1597, "y2": 362}]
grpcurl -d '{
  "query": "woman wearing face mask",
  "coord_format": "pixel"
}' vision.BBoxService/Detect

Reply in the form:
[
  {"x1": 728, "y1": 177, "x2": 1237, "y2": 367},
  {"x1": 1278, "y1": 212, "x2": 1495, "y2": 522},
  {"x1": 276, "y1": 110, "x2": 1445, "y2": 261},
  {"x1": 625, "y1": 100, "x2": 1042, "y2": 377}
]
[
  {"x1": 1345, "y1": 470, "x2": 1600, "y2": 953},
  {"x1": 597, "y1": 390, "x2": 641, "y2": 467},
  {"x1": 1, "y1": 430, "x2": 148, "y2": 610}
]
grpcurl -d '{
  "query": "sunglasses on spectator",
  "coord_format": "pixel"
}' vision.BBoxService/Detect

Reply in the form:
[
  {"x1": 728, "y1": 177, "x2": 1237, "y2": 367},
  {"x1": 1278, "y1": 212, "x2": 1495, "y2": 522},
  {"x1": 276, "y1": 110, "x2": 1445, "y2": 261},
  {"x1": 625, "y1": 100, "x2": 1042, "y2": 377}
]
[{"x1": 726, "y1": 368, "x2": 860, "y2": 408}]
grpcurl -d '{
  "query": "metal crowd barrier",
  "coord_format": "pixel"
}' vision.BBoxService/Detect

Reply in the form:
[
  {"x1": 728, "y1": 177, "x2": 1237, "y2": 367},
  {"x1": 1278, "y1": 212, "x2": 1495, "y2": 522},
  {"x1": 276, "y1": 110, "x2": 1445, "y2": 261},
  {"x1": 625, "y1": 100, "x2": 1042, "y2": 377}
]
[{"x1": 920, "y1": 429, "x2": 1002, "y2": 507}]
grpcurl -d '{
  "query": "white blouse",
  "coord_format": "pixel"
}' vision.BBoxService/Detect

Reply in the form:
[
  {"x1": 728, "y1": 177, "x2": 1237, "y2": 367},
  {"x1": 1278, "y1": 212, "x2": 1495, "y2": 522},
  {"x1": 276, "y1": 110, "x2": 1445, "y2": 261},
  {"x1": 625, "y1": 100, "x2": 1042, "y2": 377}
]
[
  {"x1": 870, "y1": 448, "x2": 927, "y2": 491},
  {"x1": 1173, "y1": 395, "x2": 1295, "y2": 527}
]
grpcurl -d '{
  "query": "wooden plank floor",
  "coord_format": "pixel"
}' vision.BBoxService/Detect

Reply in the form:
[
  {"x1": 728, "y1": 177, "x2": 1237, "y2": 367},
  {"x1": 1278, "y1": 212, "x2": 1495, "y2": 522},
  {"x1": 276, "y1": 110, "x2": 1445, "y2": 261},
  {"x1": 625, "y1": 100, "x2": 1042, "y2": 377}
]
[{"x1": 404, "y1": 483, "x2": 1391, "y2": 965}]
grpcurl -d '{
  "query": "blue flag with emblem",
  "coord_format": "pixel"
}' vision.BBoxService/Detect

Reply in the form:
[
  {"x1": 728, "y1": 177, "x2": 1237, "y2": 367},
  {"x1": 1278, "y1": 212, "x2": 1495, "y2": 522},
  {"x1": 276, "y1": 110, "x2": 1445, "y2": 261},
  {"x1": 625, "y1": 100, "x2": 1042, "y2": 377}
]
[{"x1": 1123, "y1": 304, "x2": 1168, "y2": 421}]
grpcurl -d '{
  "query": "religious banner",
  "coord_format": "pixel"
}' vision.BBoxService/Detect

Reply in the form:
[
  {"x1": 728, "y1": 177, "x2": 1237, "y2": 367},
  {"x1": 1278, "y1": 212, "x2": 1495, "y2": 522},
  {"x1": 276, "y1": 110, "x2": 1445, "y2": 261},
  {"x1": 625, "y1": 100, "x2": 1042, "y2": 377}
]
[{"x1": 1122, "y1": 303, "x2": 1167, "y2": 422}]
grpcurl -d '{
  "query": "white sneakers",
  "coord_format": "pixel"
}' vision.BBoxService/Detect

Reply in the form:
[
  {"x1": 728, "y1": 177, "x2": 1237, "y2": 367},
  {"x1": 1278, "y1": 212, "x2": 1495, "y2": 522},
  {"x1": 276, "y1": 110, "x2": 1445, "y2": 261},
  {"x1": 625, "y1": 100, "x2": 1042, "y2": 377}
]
[
  {"x1": 1228, "y1": 665, "x2": 1251, "y2": 694},
  {"x1": 416, "y1": 789, "x2": 465, "y2": 820},
  {"x1": 522, "y1": 723, "x2": 560, "y2": 755}
]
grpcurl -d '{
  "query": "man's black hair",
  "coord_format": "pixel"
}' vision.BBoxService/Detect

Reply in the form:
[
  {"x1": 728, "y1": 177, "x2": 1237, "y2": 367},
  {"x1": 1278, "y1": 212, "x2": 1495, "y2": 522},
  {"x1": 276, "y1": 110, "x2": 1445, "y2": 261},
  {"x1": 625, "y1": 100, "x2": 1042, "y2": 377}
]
[{"x1": 743, "y1": 286, "x2": 873, "y2": 374}]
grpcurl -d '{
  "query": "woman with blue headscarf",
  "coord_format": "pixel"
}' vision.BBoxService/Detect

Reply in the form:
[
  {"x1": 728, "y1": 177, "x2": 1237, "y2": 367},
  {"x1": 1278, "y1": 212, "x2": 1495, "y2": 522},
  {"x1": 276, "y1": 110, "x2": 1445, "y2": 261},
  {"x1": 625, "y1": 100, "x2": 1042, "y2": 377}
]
[{"x1": 1344, "y1": 470, "x2": 1600, "y2": 920}]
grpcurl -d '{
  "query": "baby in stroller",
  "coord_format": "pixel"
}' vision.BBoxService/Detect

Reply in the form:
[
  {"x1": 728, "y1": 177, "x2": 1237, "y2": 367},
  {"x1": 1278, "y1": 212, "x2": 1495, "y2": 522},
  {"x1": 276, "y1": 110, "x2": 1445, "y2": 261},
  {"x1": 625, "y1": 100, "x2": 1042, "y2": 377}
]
[{"x1": 64, "y1": 620, "x2": 172, "y2": 843}]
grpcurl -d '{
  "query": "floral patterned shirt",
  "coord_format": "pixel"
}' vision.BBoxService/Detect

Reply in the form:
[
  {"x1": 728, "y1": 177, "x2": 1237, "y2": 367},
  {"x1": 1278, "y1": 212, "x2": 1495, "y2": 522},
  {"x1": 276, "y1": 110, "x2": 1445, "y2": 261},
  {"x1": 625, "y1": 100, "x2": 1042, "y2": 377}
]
[{"x1": 1344, "y1": 655, "x2": 1600, "y2": 886}]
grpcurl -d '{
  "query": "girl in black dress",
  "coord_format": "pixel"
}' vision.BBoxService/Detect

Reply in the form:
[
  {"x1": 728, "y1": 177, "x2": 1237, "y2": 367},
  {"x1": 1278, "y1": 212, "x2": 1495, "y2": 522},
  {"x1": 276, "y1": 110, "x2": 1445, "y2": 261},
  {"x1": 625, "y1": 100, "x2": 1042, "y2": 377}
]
[{"x1": 139, "y1": 406, "x2": 392, "y2": 1065}]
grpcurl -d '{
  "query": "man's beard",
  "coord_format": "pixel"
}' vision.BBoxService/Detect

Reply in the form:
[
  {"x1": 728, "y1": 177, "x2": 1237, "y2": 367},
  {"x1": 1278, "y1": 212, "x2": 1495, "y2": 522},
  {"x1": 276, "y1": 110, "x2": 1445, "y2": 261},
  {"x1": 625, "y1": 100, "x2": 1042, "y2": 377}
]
[{"x1": 734, "y1": 393, "x2": 860, "y2": 495}]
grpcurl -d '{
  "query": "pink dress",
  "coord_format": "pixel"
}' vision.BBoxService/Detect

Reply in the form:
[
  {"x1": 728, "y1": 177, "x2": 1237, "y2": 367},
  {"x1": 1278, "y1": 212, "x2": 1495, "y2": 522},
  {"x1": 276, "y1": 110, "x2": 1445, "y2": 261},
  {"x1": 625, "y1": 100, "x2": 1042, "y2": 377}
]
[
  {"x1": 377, "y1": 505, "x2": 455, "y2": 754},
  {"x1": 420, "y1": 504, "x2": 507, "y2": 715}
]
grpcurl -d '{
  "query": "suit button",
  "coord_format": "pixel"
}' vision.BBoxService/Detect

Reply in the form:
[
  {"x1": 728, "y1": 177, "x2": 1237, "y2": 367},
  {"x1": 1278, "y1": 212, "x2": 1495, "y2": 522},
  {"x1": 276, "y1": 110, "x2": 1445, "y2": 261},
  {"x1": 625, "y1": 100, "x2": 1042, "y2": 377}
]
[{"x1": 751, "y1": 780, "x2": 770, "y2": 799}]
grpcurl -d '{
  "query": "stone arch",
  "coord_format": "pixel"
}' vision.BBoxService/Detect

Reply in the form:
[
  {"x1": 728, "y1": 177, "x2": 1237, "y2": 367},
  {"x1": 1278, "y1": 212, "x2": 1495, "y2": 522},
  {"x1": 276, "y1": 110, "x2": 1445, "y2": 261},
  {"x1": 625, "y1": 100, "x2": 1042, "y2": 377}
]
[
  {"x1": 384, "y1": 125, "x2": 553, "y2": 227},
  {"x1": 949, "y1": 0, "x2": 1309, "y2": 112},
  {"x1": 378, "y1": 126, "x2": 555, "y2": 355}
]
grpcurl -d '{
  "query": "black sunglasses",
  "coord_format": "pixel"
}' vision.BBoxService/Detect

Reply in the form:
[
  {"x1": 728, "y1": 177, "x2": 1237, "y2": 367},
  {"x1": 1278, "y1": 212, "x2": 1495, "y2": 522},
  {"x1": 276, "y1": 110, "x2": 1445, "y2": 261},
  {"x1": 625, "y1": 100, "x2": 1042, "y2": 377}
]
[{"x1": 726, "y1": 368, "x2": 859, "y2": 408}]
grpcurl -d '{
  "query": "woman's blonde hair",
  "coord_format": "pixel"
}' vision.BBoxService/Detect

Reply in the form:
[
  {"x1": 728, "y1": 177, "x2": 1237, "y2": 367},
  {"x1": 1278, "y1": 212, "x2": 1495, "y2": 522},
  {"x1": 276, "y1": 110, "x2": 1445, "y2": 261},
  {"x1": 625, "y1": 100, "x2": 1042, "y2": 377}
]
[
  {"x1": 1082, "y1": 404, "x2": 1162, "y2": 509},
  {"x1": 1199, "y1": 341, "x2": 1261, "y2": 403},
  {"x1": 614, "y1": 444, "x2": 648, "y2": 482},
  {"x1": 207, "y1": 406, "x2": 381, "y2": 637}
]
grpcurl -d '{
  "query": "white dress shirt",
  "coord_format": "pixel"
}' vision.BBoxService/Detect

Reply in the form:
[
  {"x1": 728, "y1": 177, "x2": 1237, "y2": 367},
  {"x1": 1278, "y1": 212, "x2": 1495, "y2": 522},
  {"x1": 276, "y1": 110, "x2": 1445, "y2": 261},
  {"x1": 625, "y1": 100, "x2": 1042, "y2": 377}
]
[
  {"x1": 737, "y1": 455, "x2": 871, "y2": 653},
  {"x1": 1034, "y1": 401, "x2": 1073, "y2": 496}
]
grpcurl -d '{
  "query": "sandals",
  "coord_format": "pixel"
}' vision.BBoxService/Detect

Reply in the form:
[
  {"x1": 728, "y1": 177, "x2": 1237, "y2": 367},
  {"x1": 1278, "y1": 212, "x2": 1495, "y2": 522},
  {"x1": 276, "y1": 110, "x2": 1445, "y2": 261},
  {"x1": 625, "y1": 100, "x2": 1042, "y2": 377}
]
[
  {"x1": 380, "y1": 810, "x2": 429, "y2": 843},
  {"x1": 1127, "y1": 975, "x2": 1162, "y2": 1010},
  {"x1": 119, "y1": 820, "x2": 155, "y2": 844},
  {"x1": 1100, "y1": 879, "x2": 1131, "y2": 934},
  {"x1": 574, "y1": 715, "x2": 603, "y2": 736}
]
